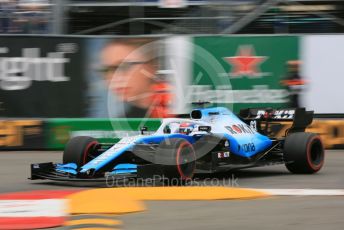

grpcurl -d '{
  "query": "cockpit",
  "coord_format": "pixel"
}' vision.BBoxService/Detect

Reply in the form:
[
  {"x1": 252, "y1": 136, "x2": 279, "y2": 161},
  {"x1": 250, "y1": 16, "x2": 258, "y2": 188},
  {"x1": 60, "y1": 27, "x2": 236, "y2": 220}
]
[
  {"x1": 160, "y1": 121, "x2": 197, "y2": 135},
  {"x1": 155, "y1": 118, "x2": 212, "y2": 136}
]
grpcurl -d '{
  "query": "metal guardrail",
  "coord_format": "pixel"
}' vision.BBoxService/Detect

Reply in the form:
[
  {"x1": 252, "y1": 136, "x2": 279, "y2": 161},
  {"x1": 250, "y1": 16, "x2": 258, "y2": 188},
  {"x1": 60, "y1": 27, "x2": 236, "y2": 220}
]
[{"x1": 314, "y1": 114, "x2": 344, "y2": 119}]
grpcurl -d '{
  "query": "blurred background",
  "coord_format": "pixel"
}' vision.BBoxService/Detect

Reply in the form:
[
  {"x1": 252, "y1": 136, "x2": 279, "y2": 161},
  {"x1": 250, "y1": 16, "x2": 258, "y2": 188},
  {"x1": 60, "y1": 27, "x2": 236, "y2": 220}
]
[
  {"x1": 1, "y1": 0, "x2": 344, "y2": 34},
  {"x1": 1, "y1": 0, "x2": 344, "y2": 150}
]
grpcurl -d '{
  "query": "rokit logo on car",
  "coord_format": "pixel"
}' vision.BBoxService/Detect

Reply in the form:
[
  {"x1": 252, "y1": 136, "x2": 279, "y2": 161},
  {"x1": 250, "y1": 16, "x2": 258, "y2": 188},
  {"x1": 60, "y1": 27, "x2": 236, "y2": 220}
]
[{"x1": 225, "y1": 124, "x2": 256, "y2": 135}]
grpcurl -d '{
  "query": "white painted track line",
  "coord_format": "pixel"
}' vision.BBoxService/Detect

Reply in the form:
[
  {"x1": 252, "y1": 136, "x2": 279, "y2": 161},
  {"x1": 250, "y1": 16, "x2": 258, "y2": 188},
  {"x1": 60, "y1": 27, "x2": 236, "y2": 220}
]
[{"x1": 256, "y1": 189, "x2": 344, "y2": 196}]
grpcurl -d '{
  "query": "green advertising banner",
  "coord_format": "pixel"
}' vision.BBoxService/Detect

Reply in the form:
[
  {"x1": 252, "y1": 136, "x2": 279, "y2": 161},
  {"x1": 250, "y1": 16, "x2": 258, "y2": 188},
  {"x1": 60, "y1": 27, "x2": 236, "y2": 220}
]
[
  {"x1": 191, "y1": 35, "x2": 299, "y2": 112},
  {"x1": 46, "y1": 118, "x2": 162, "y2": 149}
]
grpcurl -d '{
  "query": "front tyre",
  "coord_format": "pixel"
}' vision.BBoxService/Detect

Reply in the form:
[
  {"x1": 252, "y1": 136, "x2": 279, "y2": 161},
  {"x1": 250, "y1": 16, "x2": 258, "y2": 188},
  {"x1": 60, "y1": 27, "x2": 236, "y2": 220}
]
[
  {"x1": 63, "y1": 136, "x2": 100, "y2": 167},
  {"x1": 284, "y1": 132, "x2": 325, "y2": 174},
  {"x1": 156, "y1": 138, "x2": 196, "y2": 184}
]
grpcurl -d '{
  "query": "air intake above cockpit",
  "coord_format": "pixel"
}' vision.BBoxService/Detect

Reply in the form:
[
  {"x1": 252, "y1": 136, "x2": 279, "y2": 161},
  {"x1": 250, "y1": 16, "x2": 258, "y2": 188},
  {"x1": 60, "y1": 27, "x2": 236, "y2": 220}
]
[{"x1": 191, "y1": 110, "x2": 202, "y2": 119}]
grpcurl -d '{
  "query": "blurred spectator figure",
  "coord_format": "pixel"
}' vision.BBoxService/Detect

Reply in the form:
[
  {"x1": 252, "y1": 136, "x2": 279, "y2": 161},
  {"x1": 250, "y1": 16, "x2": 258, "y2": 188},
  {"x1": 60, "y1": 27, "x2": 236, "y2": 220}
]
[
  {"x1": 0, "y1": 0, "x2": 17, "y2": 33},
  {"x1": 281, "y1": 60, "x2": 306, "y2": 108},
  {"x1": 17, "y1": 0, "x2": 51, "y2": 33},
  {"x1": 99, "y1": 39, "x2": 172, "y2": 118}
]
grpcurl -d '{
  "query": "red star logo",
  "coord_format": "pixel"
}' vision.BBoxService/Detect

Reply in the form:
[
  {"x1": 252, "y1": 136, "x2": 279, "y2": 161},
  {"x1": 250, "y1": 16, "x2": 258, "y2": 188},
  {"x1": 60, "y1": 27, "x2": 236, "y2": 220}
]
[{"x1": 224, "y1": 45, "x2": 268, "y2": 77}]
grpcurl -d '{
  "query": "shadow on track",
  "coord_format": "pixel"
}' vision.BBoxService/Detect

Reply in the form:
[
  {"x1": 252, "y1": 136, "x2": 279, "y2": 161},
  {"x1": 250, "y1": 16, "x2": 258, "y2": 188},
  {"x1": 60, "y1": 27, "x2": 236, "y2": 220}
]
[{"x1": 29, "y1": 168, "x2": 290, "y2": 188}]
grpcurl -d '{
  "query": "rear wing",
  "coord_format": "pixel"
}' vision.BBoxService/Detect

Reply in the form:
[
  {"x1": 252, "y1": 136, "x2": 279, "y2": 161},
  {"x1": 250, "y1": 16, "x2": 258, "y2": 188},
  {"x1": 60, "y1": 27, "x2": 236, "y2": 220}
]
[{"x1": 239, "y1": 108, "x2": 314, "y2": 134}]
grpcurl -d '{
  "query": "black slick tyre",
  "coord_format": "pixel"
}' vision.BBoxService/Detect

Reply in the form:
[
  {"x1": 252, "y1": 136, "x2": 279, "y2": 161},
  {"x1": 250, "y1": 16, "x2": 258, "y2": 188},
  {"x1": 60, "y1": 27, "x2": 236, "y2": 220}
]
[
  {"x1": 63, "y1": 136, "x2": 100, "y2": 167},
  {"x1": 156, "y1": 138, "x2": 196, "y2": 184},
  {"x1": 284, "y1": 132, "x2": 324, "y2": 174}
]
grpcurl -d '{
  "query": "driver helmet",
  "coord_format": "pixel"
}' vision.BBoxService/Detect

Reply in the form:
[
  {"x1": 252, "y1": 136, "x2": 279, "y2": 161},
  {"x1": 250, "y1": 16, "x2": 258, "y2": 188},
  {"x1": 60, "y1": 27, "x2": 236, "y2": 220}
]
[{"x1": 178, "y1": 123, "x2": 195, "y2": 135}]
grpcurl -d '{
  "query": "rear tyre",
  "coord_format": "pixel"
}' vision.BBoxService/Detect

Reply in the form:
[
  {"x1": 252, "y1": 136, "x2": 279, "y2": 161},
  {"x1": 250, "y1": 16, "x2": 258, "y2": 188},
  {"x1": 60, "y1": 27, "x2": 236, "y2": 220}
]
[
  {"x1": 63, "y1": 136, "x2": 100, "y2": 167},
  {"x1": 156, "y1": 138, "x2": 196, "y2": 185},
  {"x1": 284, "y1": 132, "x2": 324, "y2": 174}
]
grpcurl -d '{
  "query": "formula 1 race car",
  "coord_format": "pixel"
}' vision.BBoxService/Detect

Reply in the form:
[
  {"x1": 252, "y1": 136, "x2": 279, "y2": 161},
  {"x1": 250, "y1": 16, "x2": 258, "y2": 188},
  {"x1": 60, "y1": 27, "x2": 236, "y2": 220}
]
[{"x1": 30, "y1": 104, "x2": 325, "y2": 184}]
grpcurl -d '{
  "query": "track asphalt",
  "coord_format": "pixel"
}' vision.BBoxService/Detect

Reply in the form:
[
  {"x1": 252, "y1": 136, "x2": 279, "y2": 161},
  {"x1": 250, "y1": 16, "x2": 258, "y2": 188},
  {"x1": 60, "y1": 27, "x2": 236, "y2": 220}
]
[{"x1": 0, "y1": 150, "x2": 343, "y2": 230}]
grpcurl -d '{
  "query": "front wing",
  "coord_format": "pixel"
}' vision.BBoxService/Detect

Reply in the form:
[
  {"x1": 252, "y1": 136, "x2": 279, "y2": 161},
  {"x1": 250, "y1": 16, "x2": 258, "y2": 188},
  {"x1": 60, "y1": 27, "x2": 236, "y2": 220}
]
[{"x1": 29, "y1": 162, "x2": 165, "y2": 182}]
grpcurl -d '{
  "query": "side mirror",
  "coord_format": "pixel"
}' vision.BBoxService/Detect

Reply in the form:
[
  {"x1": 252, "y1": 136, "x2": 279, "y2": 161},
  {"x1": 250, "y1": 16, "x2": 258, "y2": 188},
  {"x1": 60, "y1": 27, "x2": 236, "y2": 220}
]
[
  {"x1": 163, "y1": 126, "x2": 171, "y2": 134},
  {"x1": 140, "y1": 126, "x2": 148, "y2": 135},
  {"x1": 198, "y1": 126, "x2": 211, "y2": 132}
]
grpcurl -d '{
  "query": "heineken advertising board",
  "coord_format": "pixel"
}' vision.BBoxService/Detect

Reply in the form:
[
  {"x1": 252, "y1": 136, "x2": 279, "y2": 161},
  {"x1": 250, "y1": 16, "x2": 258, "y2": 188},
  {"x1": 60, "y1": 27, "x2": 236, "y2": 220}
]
[{"x1": 191, "y1": 36, "x2": 299, "y2": 112}]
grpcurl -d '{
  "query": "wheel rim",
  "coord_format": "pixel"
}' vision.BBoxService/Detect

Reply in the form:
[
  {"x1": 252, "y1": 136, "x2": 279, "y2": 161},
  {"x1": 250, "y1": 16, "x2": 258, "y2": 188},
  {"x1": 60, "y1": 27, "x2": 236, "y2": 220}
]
[
  {"x1": 307, "y1": 137, "x2": 324, "y2": 170},
  {"x1": 176, "y1": 142, "x2": 196, "y2": 180},
  {"x1": 82, "y1": 141, "x2": 99, "y2": 165}
]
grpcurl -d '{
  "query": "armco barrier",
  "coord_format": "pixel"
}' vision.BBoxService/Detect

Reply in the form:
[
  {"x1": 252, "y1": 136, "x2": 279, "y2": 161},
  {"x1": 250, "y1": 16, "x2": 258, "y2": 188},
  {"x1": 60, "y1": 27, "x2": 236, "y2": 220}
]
[
  {"x1": 0, "y1": 120, "x2": 45, "y2": 150},
  {"x1": 46, "y1": 119, "x2": 344, "y2": 150},
  {"x1": 265, "y1": 119, "x2": 344, "y2": 149},
  {"x1": 307, "y1": 120, "x2": 344, "y2": 149},
  {"x1": 1, "y1": 118, "x2": 344, "y2": 150}
]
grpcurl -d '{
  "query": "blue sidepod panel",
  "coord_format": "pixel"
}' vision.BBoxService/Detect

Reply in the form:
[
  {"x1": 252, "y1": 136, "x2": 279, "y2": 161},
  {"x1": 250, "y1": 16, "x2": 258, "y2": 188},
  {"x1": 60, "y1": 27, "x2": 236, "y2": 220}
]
[
  {"x1": 223, "y1": 133, "x2": 272, "y2": 158},
  {"x1": 192, "y1": 107, "x2": 273, "y2": 158}
]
